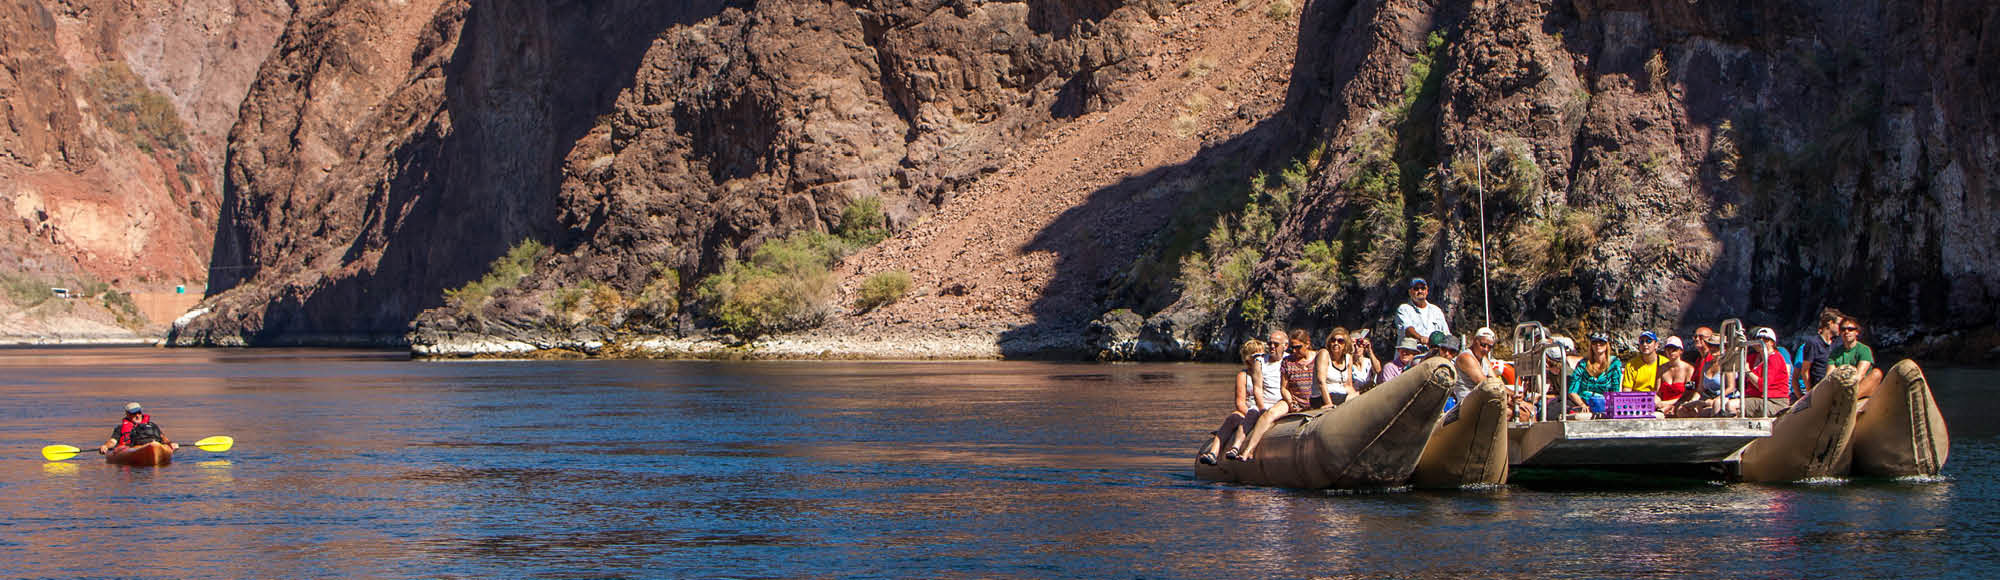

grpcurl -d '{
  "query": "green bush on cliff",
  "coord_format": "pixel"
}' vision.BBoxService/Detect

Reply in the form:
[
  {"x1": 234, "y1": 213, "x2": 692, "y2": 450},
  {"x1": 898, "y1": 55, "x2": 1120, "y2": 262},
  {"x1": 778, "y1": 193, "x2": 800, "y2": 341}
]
[
  {"x1": 855, "y1": 271, "x2": 911, "y2": 312},
  {"x1": 838, "y1": 196, "x2": 889, "y2": 246},
  {"x1": 443, "y1": 239, "x2": 545, "y2": 319},
  {"x1": 697, "y1": 232, "x2": 842, "y2": 338}
]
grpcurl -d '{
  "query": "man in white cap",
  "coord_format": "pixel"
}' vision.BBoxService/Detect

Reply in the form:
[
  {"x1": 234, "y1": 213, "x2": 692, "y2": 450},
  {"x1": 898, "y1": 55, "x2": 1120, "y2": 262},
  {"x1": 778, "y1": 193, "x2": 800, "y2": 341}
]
[
  {"x1": 1743, "y1": 327, "x2": 1791, "y2": 417},
  {"x1": 1396, "y1": 278, "x2": 1450, "y2": 343},
  {"x1": 98, "y1": 402, "x2": 177, "y2": 455}
]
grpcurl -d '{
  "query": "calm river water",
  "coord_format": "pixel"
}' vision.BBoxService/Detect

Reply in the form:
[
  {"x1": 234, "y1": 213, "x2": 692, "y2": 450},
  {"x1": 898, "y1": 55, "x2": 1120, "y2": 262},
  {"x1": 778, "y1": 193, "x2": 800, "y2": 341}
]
[{"x1": 2, "y1": 347, "x2": 1995, "y2": 578}]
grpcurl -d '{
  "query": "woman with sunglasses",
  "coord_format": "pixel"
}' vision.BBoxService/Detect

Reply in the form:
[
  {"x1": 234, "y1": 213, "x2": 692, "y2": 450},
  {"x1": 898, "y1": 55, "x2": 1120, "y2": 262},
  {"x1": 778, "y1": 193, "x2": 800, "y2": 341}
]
[
  {"x1": 1567, "y1": 333, "x2": 1624, "y2": 417},
  {"x1": 1315, "y1": 327, "x2": 1354, "y2": 408}
]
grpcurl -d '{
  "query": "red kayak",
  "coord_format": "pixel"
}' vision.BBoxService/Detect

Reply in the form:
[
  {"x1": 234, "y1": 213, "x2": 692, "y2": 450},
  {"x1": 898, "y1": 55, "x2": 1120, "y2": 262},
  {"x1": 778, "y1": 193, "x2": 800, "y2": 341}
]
[{"x1": 105, "y1": 442, "x2": 174, "y2": 466}]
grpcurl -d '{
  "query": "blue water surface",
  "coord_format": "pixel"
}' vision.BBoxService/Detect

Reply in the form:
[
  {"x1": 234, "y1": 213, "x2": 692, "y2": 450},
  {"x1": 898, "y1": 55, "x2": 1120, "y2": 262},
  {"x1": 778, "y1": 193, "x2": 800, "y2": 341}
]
[{"x1": 0, "y1": 347, "x2": 1993, "y2": 579}]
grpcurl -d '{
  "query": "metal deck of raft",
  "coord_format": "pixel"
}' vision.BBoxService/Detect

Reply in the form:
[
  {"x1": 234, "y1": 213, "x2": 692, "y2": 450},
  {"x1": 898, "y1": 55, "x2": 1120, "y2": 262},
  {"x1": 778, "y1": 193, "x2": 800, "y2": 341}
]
[{"x1": 1508, "y1": 418, "x2": 1775, "y2": 467}]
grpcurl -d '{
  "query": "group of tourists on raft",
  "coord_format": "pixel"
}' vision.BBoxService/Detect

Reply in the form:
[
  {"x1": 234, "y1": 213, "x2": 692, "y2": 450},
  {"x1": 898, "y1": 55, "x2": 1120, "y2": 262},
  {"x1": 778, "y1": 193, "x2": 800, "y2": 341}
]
[{"x1": 1198, "y1": 277, "x2": 1885, "y2": 465}]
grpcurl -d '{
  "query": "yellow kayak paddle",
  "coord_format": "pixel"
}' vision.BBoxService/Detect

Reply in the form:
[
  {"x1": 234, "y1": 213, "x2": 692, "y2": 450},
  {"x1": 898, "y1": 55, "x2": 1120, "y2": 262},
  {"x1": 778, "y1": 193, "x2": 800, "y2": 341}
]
[{"x1": 40, "y1": 435, "x2": 235, "y2": 462}]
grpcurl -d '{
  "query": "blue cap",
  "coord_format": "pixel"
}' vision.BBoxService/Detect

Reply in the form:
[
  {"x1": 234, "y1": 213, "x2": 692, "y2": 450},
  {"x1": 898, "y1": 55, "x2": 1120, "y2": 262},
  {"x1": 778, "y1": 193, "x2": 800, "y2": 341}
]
[
  {"x1": 1410, "y1": 278, "x2": 1428, "y2": 288},
  {"x1": 1639, "y1": 331, "x2": 1658, "y2": 342}
]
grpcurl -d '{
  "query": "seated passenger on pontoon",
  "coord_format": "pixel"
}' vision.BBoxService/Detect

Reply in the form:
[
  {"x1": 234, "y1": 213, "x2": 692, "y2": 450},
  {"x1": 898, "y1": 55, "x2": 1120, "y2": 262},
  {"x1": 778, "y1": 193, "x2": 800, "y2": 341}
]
[
  {"x1": 1204, "y1": 341, "x2": 1276, "y2": 465},
  {"x1": 1379, "y1": 337, "x2": 1423, "y2": 383},
  {"x1": 1567, "y1": 333, "x2": 1623, "y2": 418},
  {"x1": 1739, "y1": 327, "x2": 1792, "y2": 418},
  {"x1": 1655, "y1": 336, "x2": 1694, "y2": 413},
  {"x1": 1833, "y1": 316, "x2": 1884, "y2": 399}
]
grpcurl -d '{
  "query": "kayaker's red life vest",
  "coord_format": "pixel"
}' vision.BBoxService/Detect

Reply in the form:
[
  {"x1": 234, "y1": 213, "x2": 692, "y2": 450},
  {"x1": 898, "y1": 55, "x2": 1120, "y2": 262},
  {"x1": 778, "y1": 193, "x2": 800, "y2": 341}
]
[{"x1": 115, "y1": 414, "x2": 162, "y2": 447}]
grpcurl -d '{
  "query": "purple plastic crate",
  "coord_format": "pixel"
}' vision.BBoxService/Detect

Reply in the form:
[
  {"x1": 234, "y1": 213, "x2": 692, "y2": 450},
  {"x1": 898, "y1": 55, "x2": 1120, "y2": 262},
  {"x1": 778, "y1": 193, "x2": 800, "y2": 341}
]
[{"x1": 1606, "y1": 392, "x2": 1656, "y2": 419}]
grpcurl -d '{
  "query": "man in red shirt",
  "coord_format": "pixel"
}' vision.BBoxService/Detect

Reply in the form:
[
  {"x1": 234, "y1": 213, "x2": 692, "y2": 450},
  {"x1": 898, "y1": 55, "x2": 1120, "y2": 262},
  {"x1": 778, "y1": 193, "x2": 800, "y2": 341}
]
[{"x1": 1743, "y1": 327, "x2": 1791, "y2": 417}]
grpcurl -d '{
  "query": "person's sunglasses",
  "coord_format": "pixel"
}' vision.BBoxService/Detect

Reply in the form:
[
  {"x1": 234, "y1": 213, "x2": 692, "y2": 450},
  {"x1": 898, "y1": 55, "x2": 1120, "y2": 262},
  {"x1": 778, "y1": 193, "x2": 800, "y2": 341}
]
[
  {"x1": 1331, "y1": 338, "x2": 1348, "y2": 344},
  {"x1": 1476, "y1": 342, "x2": 1494, "y2": 348},
  {"x1": 1842, "y1": 326, "x2": 1859, "y2": 332}
]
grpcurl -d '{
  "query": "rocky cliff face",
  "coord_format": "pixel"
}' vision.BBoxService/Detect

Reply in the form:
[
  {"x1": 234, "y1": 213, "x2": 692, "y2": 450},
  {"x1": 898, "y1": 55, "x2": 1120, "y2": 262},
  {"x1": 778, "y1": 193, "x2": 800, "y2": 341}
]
[
  {"x1": 175, "y1": 0, "x2": 1999, "y2": 360},
  {"x1": 0, "y1": 0, "x2": 286, "y2": 335},
  {"x1": 1100, "y1": 0, "x2": 1999, "y2": 359},
  {"x1": 177, "y1": 0, "x2": 1179, "y2": 346}
]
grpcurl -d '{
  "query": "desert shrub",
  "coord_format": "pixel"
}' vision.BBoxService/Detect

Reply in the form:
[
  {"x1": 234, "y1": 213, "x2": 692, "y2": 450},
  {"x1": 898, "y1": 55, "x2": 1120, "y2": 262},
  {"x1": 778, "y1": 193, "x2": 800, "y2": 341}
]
[
  {"x1": 1265, "y1": 0, "x2": 1295, "y2": 22},
  {"x1": 1504, "y1": 207, "x2": 1601, "y2": 281},
  {"x1": 1395, "y1": 32, "x2": 1447, "y2": 120},
  {"x1": 1294, "y1": 240, "x2": 1344, "y2": 309},
  {"x1": 855, "y1": 271, "x2": 911, "y2": 312},
  {"x1": 2, "y1": 273, "x2": 53, "y2": 308},
  {"x1": 838, "y1": 196, "x2": 888, "y2": 246},
  {"x1": 629, "y1": 263, "x2": 681, "y2": 328},
  {"x1": 697, "y1": 231, "x2": 844, "y2": 338},
  {"x1": 443, "y1": 239, "x2": 545, "y2": 319},
  {"x1": 85, "y1": 64, "x2": 191, "y2": 159}
]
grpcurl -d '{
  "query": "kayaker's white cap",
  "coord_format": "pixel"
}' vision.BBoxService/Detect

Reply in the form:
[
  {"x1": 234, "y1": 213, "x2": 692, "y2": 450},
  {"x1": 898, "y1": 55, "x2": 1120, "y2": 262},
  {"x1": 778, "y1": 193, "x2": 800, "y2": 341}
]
[
  {"x1": 1754, "y1": 327, "x2": 1777, "y2": 341},
  {"x1": 123, "y1": 402, "x2": 142, "y2": 414}
]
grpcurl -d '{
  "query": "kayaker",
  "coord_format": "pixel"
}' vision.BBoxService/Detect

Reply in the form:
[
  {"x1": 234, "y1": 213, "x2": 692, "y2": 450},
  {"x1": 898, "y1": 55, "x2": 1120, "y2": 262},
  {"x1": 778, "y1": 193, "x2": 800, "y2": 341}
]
[{"x1": 98, "y1": 402, "x2": 177, "y2": 455}]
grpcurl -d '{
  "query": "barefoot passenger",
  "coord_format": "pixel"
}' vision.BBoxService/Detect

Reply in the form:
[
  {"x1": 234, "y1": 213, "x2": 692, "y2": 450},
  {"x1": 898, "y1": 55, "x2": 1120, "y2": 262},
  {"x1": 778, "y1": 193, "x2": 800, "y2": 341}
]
[{"x1": 1203, "y1": 341, "x2": 1272, "y2": 465}]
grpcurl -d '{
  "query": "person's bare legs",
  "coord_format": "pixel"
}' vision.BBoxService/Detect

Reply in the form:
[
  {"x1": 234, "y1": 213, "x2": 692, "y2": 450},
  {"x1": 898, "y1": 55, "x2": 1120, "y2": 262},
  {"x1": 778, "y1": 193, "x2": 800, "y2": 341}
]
[
  {"x1": 1237, "y1": 400, "x2": 1290, "y2": 461},
  {"x1": 1203, "y1": 412, "x2": 1247, "y2": 461}
]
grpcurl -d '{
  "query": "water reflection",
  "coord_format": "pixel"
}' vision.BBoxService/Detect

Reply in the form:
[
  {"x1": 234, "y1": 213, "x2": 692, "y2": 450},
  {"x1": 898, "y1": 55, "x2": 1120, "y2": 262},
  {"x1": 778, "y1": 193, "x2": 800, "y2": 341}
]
[{"x1": 0, "y1": 348, "x2": 1991, "y2": 579}]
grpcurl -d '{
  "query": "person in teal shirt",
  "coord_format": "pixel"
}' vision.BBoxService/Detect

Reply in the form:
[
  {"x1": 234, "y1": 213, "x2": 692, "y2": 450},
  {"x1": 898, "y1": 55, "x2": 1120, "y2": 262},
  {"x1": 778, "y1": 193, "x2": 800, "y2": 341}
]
[{"x1": 1567, "y1": 333, "x2": 1624, "y2": 415}]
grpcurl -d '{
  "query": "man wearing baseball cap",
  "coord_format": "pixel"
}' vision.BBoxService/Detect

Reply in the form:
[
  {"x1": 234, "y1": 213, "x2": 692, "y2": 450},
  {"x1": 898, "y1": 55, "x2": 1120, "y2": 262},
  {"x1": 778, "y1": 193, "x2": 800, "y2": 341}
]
[
  {"x1": 1743, "y1": 327, "x2": 1791, "y2": 417},
  {"x1": 1620, "y1": 331, "x2": 1668, "y2": 394},
  {"x1": 97, "y1": 402, "x2": 177, "y2": 455},
  {"x1": 1396, "y1": 278, "x2": 1450, "y2": 344}
]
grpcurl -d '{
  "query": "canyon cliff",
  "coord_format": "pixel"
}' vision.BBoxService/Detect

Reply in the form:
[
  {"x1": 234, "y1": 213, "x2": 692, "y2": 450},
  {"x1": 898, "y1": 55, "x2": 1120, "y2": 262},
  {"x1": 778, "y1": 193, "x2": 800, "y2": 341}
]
[
  {"x1": 1, "y1": 0, "x2": 286, "y2": 338},
  {"x1": 168, "y1": 0, "x2": 1999, "y2": 361}
]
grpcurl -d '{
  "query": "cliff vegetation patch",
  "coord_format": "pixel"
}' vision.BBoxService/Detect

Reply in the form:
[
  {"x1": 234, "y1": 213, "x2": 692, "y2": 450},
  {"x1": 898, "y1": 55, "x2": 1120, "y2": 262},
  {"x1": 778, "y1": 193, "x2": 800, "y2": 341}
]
[
  {"x1": 696, "y1": 197, "x2": 892, "y2": 339},
  {"x1": 443, "y1": 239, "x2": 546, "y2": 321},
  {"x1": 84, "y1": 63, "x2": 194, "y2": 171}
]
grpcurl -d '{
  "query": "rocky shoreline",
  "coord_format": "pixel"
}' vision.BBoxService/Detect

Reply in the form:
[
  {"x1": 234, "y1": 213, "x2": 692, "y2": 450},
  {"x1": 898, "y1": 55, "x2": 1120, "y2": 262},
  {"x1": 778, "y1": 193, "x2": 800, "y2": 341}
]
[{"x1": 393, "y1": 319, "x2": 2000, "y2": 365}]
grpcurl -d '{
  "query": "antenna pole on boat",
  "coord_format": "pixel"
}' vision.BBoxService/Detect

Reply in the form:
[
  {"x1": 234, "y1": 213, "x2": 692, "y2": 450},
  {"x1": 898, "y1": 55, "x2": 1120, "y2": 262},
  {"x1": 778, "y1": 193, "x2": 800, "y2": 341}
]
[{"x1": 1476, "y1": 140, "x2": 1491, "y2": 329}]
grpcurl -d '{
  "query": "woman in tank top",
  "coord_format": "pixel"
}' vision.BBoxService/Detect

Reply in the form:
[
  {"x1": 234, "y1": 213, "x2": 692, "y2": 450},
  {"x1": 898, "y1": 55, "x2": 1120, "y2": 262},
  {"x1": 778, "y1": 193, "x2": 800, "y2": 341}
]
[
  {"x1": 1281, "y1": 335, "x2": 1319, "y2": 410},
  {"x1": 1316, "y1": 327, "x2": 1353, "y2": 408},
  {"x1": 1655, "y1": 337, "x2": 1694, "y2": 413}
]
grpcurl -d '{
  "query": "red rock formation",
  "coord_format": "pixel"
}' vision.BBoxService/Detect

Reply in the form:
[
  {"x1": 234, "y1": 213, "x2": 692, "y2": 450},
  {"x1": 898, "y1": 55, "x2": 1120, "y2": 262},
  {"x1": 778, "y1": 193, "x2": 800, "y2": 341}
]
[{"x1": 0, "y1": 0, "x2": 286, "y2": 336}]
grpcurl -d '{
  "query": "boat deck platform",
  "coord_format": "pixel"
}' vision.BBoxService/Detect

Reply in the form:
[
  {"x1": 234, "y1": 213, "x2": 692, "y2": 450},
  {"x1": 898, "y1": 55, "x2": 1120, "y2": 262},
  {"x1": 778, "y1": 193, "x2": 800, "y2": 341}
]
[{"x1": 1509, "y1": 418, "x2": 1775, "y2": 467}]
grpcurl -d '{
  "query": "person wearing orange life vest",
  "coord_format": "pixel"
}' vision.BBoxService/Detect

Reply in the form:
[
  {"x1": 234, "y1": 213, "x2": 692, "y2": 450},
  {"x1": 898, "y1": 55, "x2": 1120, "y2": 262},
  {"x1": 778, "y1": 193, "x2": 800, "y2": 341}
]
[{"x1": 98, "y1": 402, "x2": 177, "y2": 455}]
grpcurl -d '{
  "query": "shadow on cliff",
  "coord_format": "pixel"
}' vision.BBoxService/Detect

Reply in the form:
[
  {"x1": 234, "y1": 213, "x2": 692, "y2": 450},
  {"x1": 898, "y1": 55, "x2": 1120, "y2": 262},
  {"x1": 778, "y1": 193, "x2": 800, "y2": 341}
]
[
  {"x1": 996, "y1": 0, "x2": 1373, "y2": 358},
  {"x1": 234, "y1": 1, "x2": 729, "y2": 343}
]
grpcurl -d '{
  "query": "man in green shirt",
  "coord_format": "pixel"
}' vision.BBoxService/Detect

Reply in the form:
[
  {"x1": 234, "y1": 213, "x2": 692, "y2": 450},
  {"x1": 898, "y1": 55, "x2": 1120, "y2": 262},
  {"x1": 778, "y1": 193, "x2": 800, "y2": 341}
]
[{"x1": 1831, "y1": 316, "x2": 1880, "y2": 397}]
